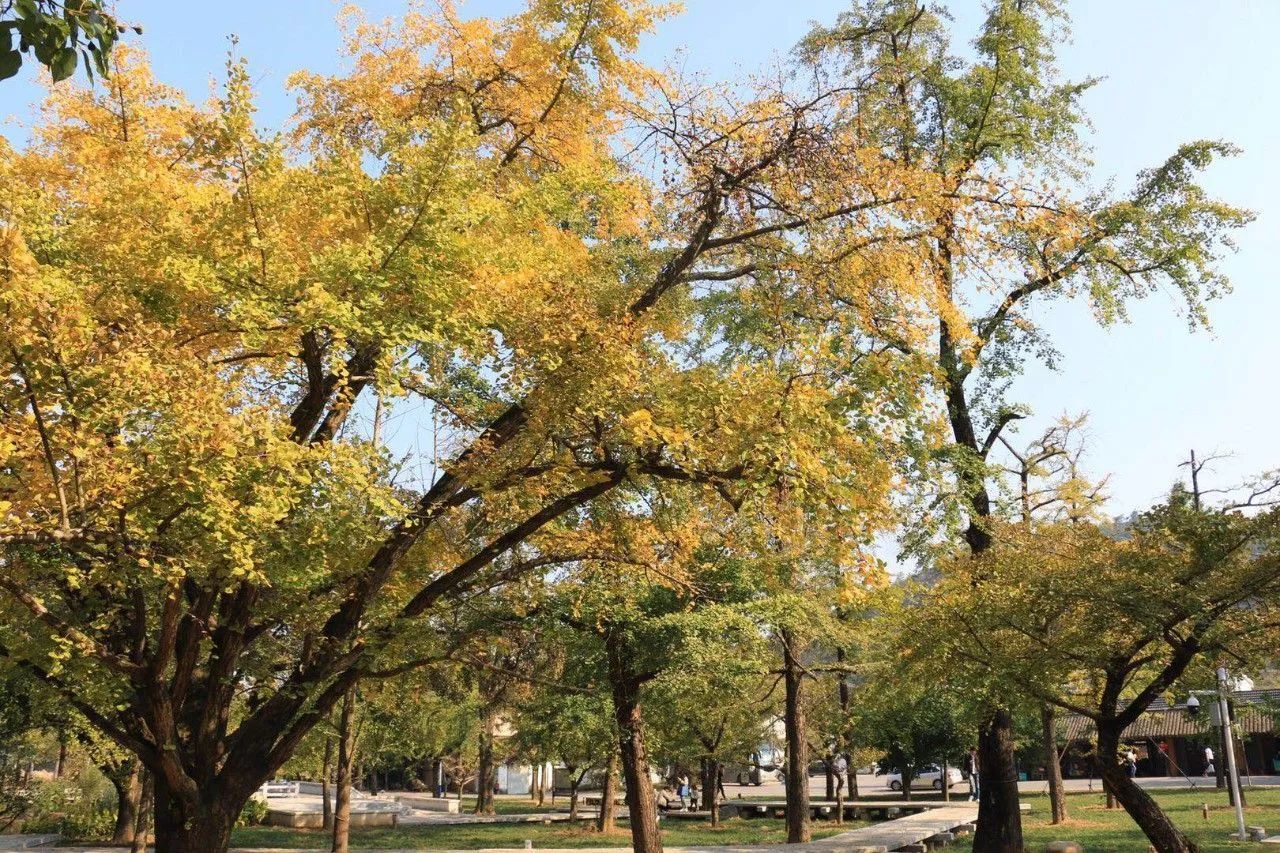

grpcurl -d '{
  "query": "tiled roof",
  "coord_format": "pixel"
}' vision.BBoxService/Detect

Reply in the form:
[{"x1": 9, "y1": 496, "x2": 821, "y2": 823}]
[{"x1": 1064, "y1": 696, "x2": 1280, "y2": 742}]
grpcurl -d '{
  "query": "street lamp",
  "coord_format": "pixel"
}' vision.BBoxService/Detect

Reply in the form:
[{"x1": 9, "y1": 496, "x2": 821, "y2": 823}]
[
  {"x1": 1185, "y1": 669, "x2": 1247, "y2": 841},
  {"x1": 1216, "y1": 667, "x2": 1248, "y2": 842}
]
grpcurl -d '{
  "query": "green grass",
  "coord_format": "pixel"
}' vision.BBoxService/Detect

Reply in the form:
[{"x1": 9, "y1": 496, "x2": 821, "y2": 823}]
[
  {"x1": 454, "y1": 797, "x2": 559, "y2": 815},
  {"x1": 230, "y1": 816, "x2": 857, "y2": 849},
  {"x1": 949, "y1": 787, "x2": 1280, "y2": 852}
]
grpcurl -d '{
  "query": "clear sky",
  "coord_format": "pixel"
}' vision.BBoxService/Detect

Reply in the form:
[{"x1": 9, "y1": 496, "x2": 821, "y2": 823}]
[{"x1": 2, "y1": 1, "x2": 1276, "y2": 516}]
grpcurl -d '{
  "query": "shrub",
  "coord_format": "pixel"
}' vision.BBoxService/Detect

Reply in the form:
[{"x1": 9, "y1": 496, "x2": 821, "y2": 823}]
[
  {"x1": 54, "y1": 808, "x2": 115, "y2": 841},
  {"x1": 0, "y1": 787, "x2": 33, "y2": 833},
  {"x1": 20, "y1": 773, "x2": 117, "y2": 841},
  {"x1": 237, "y1": 796, "x2": 269, "y2": 827}
]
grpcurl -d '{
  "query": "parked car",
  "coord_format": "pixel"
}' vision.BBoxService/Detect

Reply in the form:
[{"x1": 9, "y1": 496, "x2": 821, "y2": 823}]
[{"x1": 884, "y1": 764, "x2": 965, "y2": 791}]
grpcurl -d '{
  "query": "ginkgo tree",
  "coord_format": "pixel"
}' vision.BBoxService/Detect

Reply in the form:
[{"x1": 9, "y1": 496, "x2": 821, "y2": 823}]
[
  {"x1": 802, "y1": 1, "x2": 1251, "y2": 848},
  {"x1": 0, "y1": 0, "x2": 947, "y2": 849},
  {"x1": 920, "y1": 495, "x2": 1280, "y2": 853}
]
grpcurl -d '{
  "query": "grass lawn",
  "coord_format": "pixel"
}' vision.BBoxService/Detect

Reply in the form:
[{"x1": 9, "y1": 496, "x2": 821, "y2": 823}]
[
  {"x1": 949, "y1": 787, "x2": 1280, "y2": 852},
  {"x1": 230, "y1": 816, "x2": 858, "y2": 849},
  {"x1": 453, "y1": 797, "x2": 560, "y2": 815}
]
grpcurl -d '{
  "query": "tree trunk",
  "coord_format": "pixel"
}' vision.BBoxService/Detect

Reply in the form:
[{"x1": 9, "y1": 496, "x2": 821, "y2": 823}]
[
  {"x1": 1216, "y1": 726, "x2": 1227, "y2": 791},
  {"x1": 54, "y1": 738, "x2": 67, "y2": 778},
  {"x1": 902, "y1": 763, "x2": 912, "y2": 801},
  {"x1": 972, "y1": 707, "x2": 1023, "y2": 853},
  {"x1": 597, "y1": 750, "x2": 619, "y2": 832},
  {"x1": 476, "y1": 720, "x2": 496, "y2": 815},
  {"x1": 333, "y1": 684, "x2": 357, "y2": 853},
  {"x1": 825, "y1": 759, "x2": 835, "y2": 801},
  {"x1": 131, "y1": 770, "x2": 151, "y2": 853},
  {"x1": 1042, "y1": 705, "x2": 1067, "y2": 824},
  {"x1": 1098, "y1": 725, "x2": 1199, "y2": 853},
  {"x1": 531, "y1": 761, "x2": 541, "y2": 803},
  {"x1": 538, "y1": 758, "x2": 547, "y2": 807},
  {"x1": 836, "y1": 648, "x2": 857, "y2": 802},
  {"x1": 569, "y1": 773, "x2": 581, "y2": 821},
  {"x1": 701, "y1": 757, "x2": 720, "y2": 827},
  {"x1": 109, "y1": 759, "x2": 142, "y2": 844},
  {"x1": 942, "y1": 760, "x2": 950, "y2": 803},
  {"x1": 781, "y1": 628, "x2": 810, "y2": 844},
  {"x1": 149, "y1": 774, "x2": 241, "y2": 853},
  {"x1": 1232, "y1": 739, "x2": 1247, "y2": 807},
  {"x1": 607, "y1": 633, "x2": 662, "y2": 853},
  {"x1": 835, "y1": 761, "x2": 845, "y2": 824},
  {"x1": 322, "y1": 735, "x2": 334, "y2": 831}
]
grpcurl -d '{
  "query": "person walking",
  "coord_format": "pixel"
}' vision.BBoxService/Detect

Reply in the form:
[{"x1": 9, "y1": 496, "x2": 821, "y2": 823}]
[
  {"x1": 832, "y1": 753, "x2": 849, "y2": 798},
  {"x1": 676, "y1": 773, "x2": 690, "y2": 810},
  {"x1": 1124, "y1": 748, "x2": 1138, "y2": 779},
  {"x1": 1204, "y1": 745, "x2": 1216, "y2": 778},
  {"x1": 964, "y1": 747, "x2": 980, "y2": 802}
]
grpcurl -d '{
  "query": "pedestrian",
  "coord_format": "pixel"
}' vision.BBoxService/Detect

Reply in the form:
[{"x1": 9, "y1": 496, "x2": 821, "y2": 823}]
[
  {"x1": 964, "y1": 747, "x2": 980, "y2": 802},
  {"x1": 676, "y1": 773, "x2": 690, "y2": 809},
  {"x1": 1124, "y1": 748, "x2": 1138, "y2": 779},
  {"x1": 1204, "y1": 745, "x2": 1215, "y2": 778},
  {"x1": 716, "y1": 765, "x2": 727, "y2": 801},
  {"x1": 832, "y1": 753, "x2": 848, "y2": 797}
]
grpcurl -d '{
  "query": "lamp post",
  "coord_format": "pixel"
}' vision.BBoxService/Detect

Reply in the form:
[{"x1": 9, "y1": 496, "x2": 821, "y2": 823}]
[
  {"x1": 1186, "y1": 670, "x2": 1248, "y2": 841},
  {"x1": 1216, "y1": 667, "x2": 1247, "y2": 841}
]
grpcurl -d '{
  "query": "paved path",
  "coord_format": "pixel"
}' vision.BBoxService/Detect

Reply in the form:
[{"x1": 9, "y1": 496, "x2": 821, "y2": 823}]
[
  {"x1": 739, "y1": 772, "x2": 1280, "y2": 800},
  {"x1": 0, "y1": 837, "x2": 59, "y2": 850}
]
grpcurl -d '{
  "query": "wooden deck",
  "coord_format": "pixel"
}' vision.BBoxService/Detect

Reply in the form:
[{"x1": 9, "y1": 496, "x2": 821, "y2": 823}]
[
  {"x1": 811, "y1": 804, "x2": 978, "y2": 851},
  {"x1": 726, "y1": 798, "x2": 966, "y2": 823}
]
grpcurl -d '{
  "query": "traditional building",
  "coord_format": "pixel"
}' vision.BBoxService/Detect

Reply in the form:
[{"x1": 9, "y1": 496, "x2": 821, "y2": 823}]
[{"x1": 1056, "y1": 691, "x2": 1280, "y2": 780}]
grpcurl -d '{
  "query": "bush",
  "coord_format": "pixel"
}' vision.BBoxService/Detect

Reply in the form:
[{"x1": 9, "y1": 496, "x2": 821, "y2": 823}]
[
  {"x1": 237, "y1": 796, "x2": 269, "y2": 827},
  {"x1": 20, "y1": 773, "x2": 118, "y2": 841},
  {"x1": 54, "y1": 808, "x2": 115, "y2": 841},
  {"x1": 0, "y1": 787, "x2": 33, "y2": 833}
]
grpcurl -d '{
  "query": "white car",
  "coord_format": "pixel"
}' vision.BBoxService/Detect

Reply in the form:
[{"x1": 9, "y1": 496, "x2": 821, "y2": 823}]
[{"x1": 884, "y1": 764, "x2": 965, "y2": 791}]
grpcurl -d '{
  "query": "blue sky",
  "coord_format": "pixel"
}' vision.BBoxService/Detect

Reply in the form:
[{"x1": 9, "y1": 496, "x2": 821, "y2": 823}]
[{"x1": 2, "y1": 1, "x2": 1276, "y2": 516}]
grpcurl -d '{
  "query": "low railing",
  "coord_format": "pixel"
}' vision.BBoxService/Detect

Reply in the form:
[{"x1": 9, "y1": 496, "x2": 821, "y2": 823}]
[{"x1": 259, "y1": 779, "x2": 372, "y2": 799}]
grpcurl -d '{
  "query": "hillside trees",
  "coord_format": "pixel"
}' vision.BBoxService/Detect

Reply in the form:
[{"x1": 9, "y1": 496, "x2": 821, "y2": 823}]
[{"x1": 802, "y1": 2, "x2": 1251, "y2": 848}]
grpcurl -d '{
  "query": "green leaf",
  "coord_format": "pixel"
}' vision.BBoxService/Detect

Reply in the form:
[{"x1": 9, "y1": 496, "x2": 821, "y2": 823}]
[
  {"x1": 0, "y1": 50, "x2": 19, "y2": 81},
  {"x1": 50, "y1": 46, "x2": 76, "y2": 82},
  {"x1": 33, "y1": 39, "x2": 55, "y2": 65}
]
